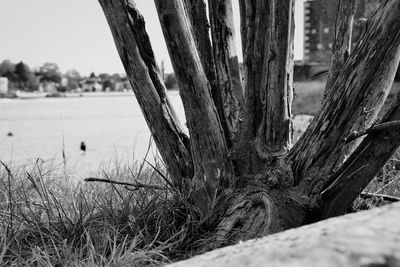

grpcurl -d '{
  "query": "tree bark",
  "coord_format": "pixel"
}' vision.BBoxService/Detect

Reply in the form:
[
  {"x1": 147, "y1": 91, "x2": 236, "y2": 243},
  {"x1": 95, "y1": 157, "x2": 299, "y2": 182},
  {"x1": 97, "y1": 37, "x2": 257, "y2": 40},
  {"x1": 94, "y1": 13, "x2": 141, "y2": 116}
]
[
  {"x1": 182, "y1": 0, "x2": 231, "y2": 147},
  {"x1": 320, "y1": 92, "x2": 400, "y2": 218},
  {"x1": 238, "y1": 0, "x2": 246, "y2": 60},
  {"x1": 209, "y1": 0, "x2": 244, "y2": 145},
  {"x1": 256, "y1": 0, "x2": 294, "y2": 158},
  {"x1": 98, "y1": 0, "x2": 193, "y2": 190},
  {"x1": 233, "y1": 0, "x2": 270, "y2": 175},
  {"x1": 324, "y1": 0, "x2": 357, "y2": 96},
  {"x1": 288, "y1": 0, "x2": 400, "y2": 199},
  {"x1": 154, "y1": 0, "x2": 234, "y2": 214},
  {"x1": 100, "y1": 0, "x2": 400, "y2": 253}
]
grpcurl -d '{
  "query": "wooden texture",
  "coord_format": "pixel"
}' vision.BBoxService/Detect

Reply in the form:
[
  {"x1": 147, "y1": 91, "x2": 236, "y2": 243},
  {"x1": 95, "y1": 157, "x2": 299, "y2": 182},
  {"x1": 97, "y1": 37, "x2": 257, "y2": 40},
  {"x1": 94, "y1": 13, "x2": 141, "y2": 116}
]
[
  {"x1": 98, "y1": 0, "x2": 193, "y2": 189},
  {"x1": 182, "y1": 0, "x2": 230, "y2": 146},
  {"x1": 324, "y1": 0, "x2": 357, "y2": 96},
  {"x1": 154, "y1": 0, "x2": 234, "y2": 213},
  {"x1": 288, "y1": 0, "x2": 400, "y2": 199},
  {"x1": 209, "y1": 0, "x2": 244, "y2": 145},
  {"x1": 256, "y1": 0, "x2": 294, "y2": 158},
  {"x1": 167, "y1": 202, "x2": 400, "y2": 267},
  {"x1": 321, "y1": 92, "x2": 400, "y2": 218},
  {"x1": 233, "y1": 0, "x2": 270, "y2": 175}
]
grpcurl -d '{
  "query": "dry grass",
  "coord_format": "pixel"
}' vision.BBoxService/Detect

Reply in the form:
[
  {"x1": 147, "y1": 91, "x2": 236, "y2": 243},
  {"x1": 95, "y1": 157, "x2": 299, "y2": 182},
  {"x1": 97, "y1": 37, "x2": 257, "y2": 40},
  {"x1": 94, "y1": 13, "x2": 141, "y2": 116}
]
[{"x1": 0, "y1": 157, "x2": 211, "y2": 266}]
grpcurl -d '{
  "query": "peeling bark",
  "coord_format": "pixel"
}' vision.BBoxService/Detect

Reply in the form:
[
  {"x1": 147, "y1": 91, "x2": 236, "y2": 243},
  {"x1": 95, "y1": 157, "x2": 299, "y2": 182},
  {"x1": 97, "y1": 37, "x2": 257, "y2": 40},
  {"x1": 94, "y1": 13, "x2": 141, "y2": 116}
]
[
  {"x1": 203, "y1": 183, "x2": 309, "y2": 251},
  {"x1": 154, "y1": 0, "x2": 234, "y2": 214},
  {"x1": 98, "y1": 0, "x2": 193, "y2": 190},
  {"x1": 324, "y1": 0, "x2": 357, "y2": 96},
  {"x1": 288, "y1": 0, "x2": 400, "y2": 199},
  {"x1": 209, "y1": 0, "x2": 244, "y2": 145},
  {"x1": 233, "y1": 0, "x2": 270, "y2": 175},
  {"x1": 321, "y1": 92, "x2": 400, "y2": 218},
  {"x1": 256, "y1": 0, "x2": 294, "y2": 158},
  {"x1": 182, "y1": 0, "x2": 230, "y2": 147},
  {"x1": 238, "y1": 0, "x2": 246, "y2": 60}
]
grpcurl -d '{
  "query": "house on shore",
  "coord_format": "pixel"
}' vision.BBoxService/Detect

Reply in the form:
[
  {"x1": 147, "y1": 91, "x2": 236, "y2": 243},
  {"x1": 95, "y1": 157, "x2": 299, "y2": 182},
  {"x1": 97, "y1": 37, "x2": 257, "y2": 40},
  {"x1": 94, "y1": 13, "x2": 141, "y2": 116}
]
[
  {"x1": 0, "y1": 77, "x2": 8, "y2": 94},
  {"x1": 80, "y1": 77, "x2": 103, "y2": 92}
]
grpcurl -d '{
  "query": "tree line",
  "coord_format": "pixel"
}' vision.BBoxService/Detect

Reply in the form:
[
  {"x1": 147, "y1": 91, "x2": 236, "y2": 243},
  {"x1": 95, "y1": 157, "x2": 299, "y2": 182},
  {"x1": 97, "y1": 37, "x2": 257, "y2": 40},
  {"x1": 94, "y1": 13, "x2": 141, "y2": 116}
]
[{"x1": 0, "y1": 59, "x2": 180, "y2": 92}]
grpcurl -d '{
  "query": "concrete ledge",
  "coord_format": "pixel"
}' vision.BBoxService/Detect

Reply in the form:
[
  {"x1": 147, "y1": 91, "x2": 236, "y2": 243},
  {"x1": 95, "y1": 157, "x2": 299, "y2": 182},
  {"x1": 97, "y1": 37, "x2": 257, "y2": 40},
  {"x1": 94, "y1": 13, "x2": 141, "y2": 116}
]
[{"x1": 167, "y1": 202, "x2": 400, "y2": 267}]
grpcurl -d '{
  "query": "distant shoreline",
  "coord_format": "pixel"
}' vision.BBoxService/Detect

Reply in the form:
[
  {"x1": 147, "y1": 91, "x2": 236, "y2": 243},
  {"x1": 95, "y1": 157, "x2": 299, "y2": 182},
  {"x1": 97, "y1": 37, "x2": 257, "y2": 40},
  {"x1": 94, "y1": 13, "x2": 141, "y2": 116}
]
[{"x1": 1, "y1": 89, "x2": 180, "y2": 100}]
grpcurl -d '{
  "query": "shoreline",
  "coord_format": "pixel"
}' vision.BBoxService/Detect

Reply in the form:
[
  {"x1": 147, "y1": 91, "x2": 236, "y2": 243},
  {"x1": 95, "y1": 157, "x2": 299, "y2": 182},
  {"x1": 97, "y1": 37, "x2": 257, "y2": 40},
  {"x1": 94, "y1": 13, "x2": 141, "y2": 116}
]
[{"x1": 0, "y1": 89, "x2": 180, "y2": 100}]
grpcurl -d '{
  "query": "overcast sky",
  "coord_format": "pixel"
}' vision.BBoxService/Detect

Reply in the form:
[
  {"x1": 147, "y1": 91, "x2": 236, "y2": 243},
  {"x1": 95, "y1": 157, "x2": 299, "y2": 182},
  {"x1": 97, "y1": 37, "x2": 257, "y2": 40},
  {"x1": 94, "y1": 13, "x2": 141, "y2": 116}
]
[{"x1": 0, "y1": 0, "x2": 304, "y2": 76}]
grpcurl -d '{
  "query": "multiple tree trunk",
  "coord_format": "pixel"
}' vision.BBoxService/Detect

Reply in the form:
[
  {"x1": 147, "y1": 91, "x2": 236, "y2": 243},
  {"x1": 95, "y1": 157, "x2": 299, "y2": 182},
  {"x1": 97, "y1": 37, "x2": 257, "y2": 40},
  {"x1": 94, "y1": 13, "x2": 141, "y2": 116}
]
[{"x1": 99, "y1": 0, "x2": 400, "y2": 249}]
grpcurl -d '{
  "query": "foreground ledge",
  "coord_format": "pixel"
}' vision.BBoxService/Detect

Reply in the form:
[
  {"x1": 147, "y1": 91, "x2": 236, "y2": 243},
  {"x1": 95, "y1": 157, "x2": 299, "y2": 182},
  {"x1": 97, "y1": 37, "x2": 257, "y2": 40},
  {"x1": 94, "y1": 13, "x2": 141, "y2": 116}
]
[{"x1": 167, "y1": 202, "x2": 400, "y2": 267}]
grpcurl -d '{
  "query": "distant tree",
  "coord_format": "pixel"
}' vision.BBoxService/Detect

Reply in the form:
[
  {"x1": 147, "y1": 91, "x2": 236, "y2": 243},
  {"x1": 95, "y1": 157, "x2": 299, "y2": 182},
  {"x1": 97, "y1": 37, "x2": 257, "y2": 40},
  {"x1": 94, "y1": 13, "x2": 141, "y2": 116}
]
[
  {"x1": 102, "y1": 78, "x2": 116, "y2": 91},
  {"x1": 111, "y1": 73, "x2": 122, "y2": 82},
  {"x1": 39, "y1": 62, "x2": 62, "y2": 84},
  {"x1": 98, "y1": 73, "x2": 111, "y2": 81},
  {"x1": 14, "y1": 61, "x2": 37, "y2": 91},
  {"x1": 0, "y1": 60, "x2": 16, "y2": 77},
  {"x1": 89, "y1": 72, "x2": 97, "y2": 79},
  {"x1": 65, "y1": 69, "x2": 82, "y2": 90},
  {"x1": 40, "y1": 62, "x2": 61, "y2": 74},
  {"x1": 66, "y1": 69, "x2": 81, "y2": 80}
]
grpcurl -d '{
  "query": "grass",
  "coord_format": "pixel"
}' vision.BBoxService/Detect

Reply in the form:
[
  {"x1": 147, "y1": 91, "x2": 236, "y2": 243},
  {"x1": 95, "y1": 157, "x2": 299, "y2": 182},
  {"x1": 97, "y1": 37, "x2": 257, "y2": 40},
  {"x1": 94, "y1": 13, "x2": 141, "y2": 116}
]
[
  {"x1": 1, "y1": 80, "x2": 400, "y2": 266},
  {"x1": 1, "y1": 155, "x2": 399, "y2": 266},
  {"x1": 0, "y1": 157, "x2": 213, "y2": 266}
]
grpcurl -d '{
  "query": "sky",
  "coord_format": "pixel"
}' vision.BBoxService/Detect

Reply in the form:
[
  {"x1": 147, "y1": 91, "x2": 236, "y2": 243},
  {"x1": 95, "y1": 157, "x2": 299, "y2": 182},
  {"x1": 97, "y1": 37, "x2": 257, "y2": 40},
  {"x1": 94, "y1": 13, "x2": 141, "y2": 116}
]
[{"x1": 0, "y1": 0, "x2": 304, "y2": 76}]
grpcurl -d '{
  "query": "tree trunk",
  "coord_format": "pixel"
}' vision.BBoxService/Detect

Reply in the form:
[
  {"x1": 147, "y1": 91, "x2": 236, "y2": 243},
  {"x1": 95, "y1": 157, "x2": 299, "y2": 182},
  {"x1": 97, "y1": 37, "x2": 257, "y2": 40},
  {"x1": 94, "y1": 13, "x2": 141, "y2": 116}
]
[
  {"x1": 98, "y1": 0, "x2": 193, "y2": 190},
  {"x1": 233, "y1": 0, "x2": 270, "y2": 175},
  {"x1": 99, "y1": 0, "x2": 400, "y2": 254},
  {"x1": 289, "y1": 0, "x2": 400, "y2": 199},
  {"x1": 256, "y1": 0, "x2": 294, "y2": 158},
  {"x1": 324, "y1": 0, "x2": 357, "y2": 96},
  {"x1": 154, "y1": 0, "x2": 234, "y2": 214},
  {"x1": 209, "y1": 0, "x2": 244, "y2": 145},
  {"x1": 321, "y1": 91, "x2": 400, "y2": 218},
  {"x1": 182, "y1": 0, "x2": 231, "y2": 146}
]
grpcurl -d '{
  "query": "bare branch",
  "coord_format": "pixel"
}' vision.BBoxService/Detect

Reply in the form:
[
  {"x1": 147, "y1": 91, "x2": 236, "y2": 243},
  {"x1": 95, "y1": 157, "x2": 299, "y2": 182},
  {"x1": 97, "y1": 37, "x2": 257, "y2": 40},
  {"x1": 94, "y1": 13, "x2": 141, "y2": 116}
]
[
  {"x1": 320, "y1": 92, "x2": 400, "y2": 218},
  {"x1": 238, "y1": 0, "x2": 246, "y2": 59},
  {"x1": 183, "y1": 0, "x2": 231, "y2": 147},
  {"x1": 209, "y1": 0, "x2": 244, "y2": 145},
  {"x1": 98, "y1": 0, "x2": 193, "y2": 191},
  {"x1": 288, "y1": 0, "x2": 400, "y2": 194},
  {"x1": 359, "y1": 192, "x2": 400, "y2": 202},
  {"x1": 256, "y1": 0, "x2": 294, "y2": 158},
  {"x1": 324, "y1": 0, "x2": 357, "y2": 96},
  {"x1": 345, "y1": 120, "x2": 400, "y2": 143},
  {"x1": 154, "y1": 0, "x2": 234, "y2": 213},
  {"x1": 84, "y1": 177, "x2": 166, "y2": 190},
  {"x1": 182, "y1": 0, "x2": 214, "y2": 80},
  {"x1": 233, "y1": 0, "x2": 270, "y2": 175}
]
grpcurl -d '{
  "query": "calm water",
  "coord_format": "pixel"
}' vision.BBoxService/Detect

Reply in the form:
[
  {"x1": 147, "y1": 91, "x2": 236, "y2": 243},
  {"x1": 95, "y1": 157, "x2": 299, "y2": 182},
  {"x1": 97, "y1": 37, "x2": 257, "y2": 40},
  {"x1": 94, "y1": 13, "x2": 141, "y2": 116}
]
[{"x1": 0, "y1": 91, "x2": 186, "y2": 179}]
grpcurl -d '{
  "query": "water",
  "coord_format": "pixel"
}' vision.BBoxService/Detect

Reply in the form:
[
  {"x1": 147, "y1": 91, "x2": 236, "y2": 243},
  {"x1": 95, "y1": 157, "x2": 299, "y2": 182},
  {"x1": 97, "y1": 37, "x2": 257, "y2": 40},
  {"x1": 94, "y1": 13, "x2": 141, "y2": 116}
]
[{"x1": 0, "y1": 91, "x2": 186, "y2": 179}]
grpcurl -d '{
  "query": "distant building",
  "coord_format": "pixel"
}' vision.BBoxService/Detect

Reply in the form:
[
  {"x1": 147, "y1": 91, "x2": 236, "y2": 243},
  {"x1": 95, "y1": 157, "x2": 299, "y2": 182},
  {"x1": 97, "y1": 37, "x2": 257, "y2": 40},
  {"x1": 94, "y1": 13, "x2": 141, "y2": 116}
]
[
  {"x1": 80, "y1": 78, "x2": 103, "y2": 92},
  {"x1": 0, "y1": 77, "x2": 9, "y2": 94},
  {"x1": 304, "y1": 0, "x2": 382, "y2": 63},
  {"x1": 38, "y1": 81, "x2": 58, "y2": 94}
]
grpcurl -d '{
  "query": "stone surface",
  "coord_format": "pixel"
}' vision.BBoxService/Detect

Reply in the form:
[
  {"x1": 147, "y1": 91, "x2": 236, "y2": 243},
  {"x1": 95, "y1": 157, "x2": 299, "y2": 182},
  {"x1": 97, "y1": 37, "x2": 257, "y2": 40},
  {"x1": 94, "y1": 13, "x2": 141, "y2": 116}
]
[{"x1": 167, "y1": 202, "x2": 400, "y2": 267}]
